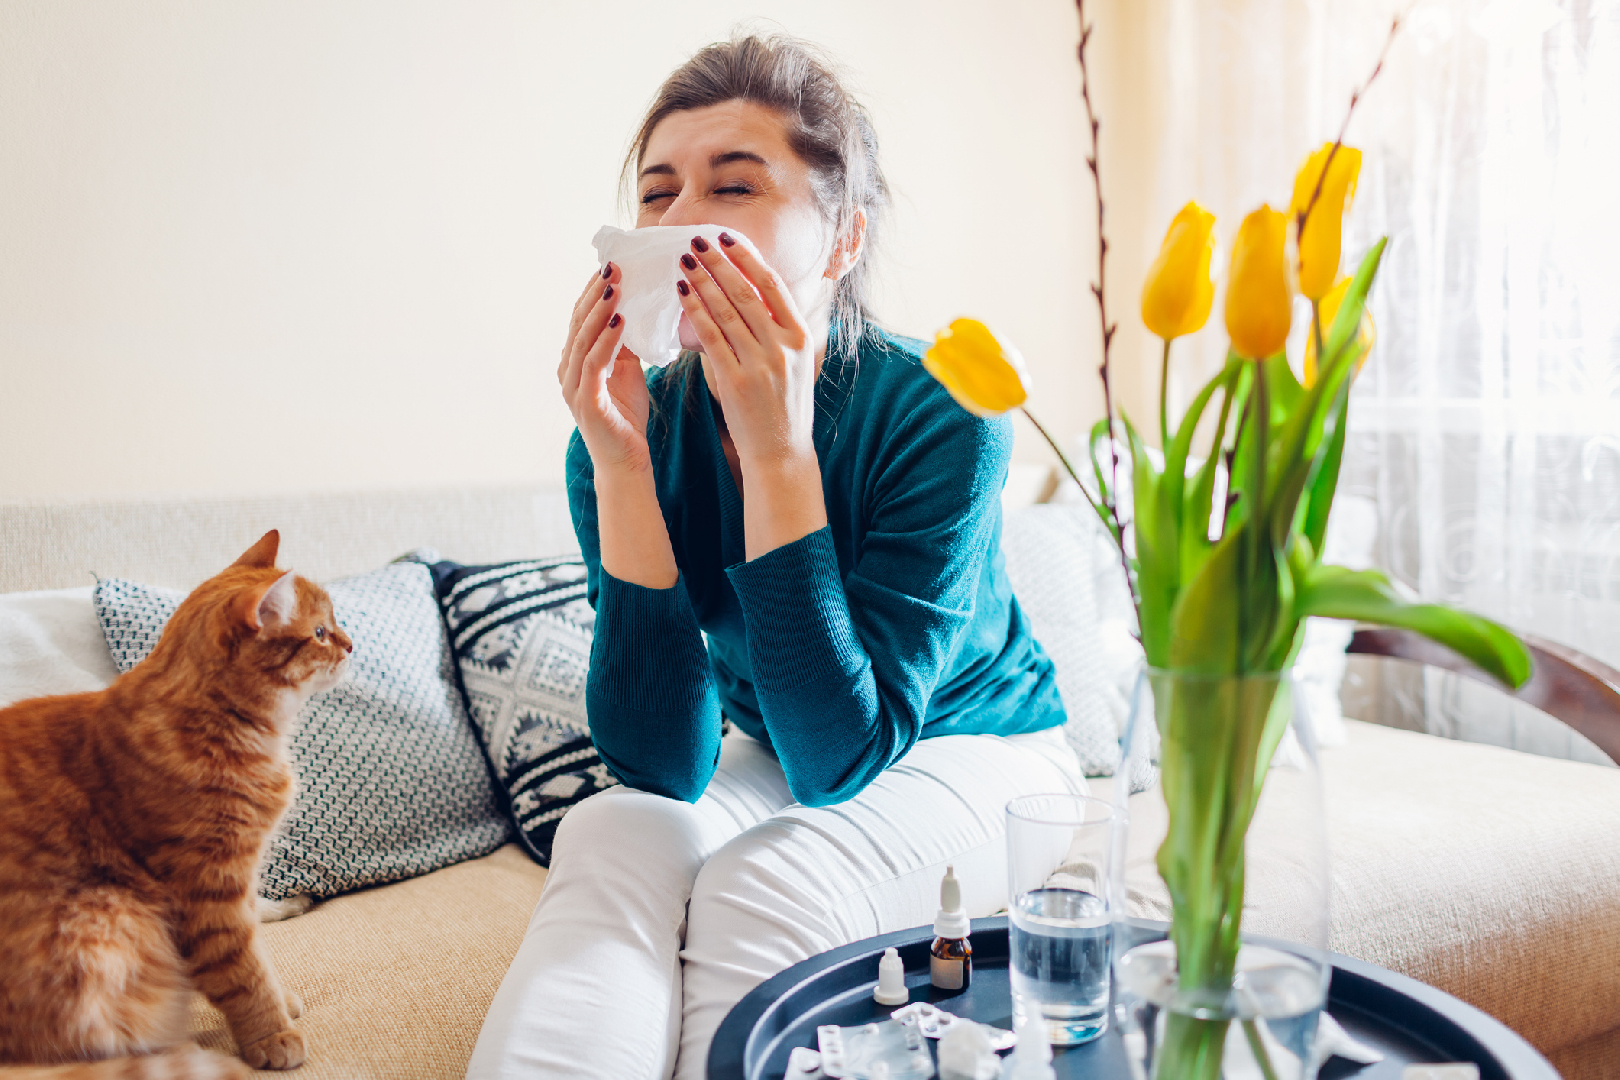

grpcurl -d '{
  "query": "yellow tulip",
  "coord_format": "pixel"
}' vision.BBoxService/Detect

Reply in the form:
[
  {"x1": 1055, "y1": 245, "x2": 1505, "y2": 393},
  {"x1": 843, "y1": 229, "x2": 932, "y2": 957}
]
[
  {"x1": 1303, "y1": 276, "x2": 1376, "y2": 387},
  {"x1": 923, "y1": 318, "x2": 1030, "y2": 417},
  {"x1": 1141, "y1": 202, "x2": 1216, "y2": 340},
  {"x1": 1224, "y1": 206, "x2": 1292, "y2": 360},
  {"x1": 1291, "y1": 142, "x2": 1362, "y2": 301}
]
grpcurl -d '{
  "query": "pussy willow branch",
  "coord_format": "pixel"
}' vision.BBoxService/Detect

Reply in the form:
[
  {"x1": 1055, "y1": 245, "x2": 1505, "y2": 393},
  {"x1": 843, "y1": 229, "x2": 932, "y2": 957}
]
[
  {"x1": 1295, "y1": 14, "x2": 1403, "y2": 269},
  {"x1": 1074, "y1": 0, "x2": 1137, "y2": 606}
]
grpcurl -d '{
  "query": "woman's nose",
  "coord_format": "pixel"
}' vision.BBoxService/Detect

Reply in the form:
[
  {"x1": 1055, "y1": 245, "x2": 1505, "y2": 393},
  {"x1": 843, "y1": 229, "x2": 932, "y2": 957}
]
[{"x1": 655, "y1": 192, "x2": 702, "y2": 229}]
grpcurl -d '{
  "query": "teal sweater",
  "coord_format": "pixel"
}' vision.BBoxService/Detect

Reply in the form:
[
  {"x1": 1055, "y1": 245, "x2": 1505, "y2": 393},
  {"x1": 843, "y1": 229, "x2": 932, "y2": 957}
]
[{"x1": 566, "y1": 330, "x2": 1065, "y2": 807}]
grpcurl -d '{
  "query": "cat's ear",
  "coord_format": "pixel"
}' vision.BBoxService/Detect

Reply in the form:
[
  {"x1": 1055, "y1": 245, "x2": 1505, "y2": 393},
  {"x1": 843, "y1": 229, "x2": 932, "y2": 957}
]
[
  {"x1": 234, "y1": 530, "x2": 281, "y2": 569},
  {"x1": 238, "y1": 571, "x2": 299, "y2": 632}
]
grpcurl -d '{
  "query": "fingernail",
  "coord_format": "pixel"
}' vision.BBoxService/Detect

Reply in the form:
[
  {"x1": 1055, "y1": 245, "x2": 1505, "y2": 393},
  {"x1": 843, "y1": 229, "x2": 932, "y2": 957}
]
[
  {"x1": 601, "y1": 263, "x2": 612, "y2": 279},
  {"x1": 677, "y1": 280, "x2": 690, "y2": 297},
  {"x1": 681, "y1": 253, "x2": 698, "y2": 270},
  {"x1": 691, "y1": 236, "x2": 710, "y2": 253},
  {"x1": 603, "y1": 285, "x2": 614, "y2": 300},
  {"x1": 609, "y1": 313, "x2": 622, "y2": 328},
  {"x1": 718, "y1": 232, "x2": 736, "y2": 247}
]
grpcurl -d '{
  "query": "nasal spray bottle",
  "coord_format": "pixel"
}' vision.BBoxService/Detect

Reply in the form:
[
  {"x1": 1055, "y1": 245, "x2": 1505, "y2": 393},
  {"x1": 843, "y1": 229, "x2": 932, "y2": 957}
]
[{"x1": 929, "y1": 865, "x2": 972, "y2": 991}]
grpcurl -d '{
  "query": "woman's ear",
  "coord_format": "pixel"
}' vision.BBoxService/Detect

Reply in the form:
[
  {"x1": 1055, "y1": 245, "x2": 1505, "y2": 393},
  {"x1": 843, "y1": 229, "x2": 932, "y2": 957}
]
[{"x1": 823, "y1": 208, "x2": 868, "y2": 281}]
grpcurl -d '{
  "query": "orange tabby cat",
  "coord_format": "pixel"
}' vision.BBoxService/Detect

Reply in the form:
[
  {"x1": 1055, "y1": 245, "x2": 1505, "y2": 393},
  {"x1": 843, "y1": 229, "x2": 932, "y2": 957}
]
[{"x1": 0, "y1": 531, "x2": 352, "y2": 1078}]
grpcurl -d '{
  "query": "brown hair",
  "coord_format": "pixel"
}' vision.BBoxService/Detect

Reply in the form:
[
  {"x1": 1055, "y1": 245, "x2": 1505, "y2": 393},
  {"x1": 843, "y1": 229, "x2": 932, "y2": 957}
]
[{"x1": 623, "y1": 32, "x2": 889, "y2": 362}]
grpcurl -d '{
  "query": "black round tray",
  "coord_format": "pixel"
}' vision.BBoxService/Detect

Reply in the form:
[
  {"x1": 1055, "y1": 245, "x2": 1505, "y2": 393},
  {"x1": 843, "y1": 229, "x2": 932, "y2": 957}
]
[{"x1": 709, "y1": 918, "x2": 1558, "y2": 1080}]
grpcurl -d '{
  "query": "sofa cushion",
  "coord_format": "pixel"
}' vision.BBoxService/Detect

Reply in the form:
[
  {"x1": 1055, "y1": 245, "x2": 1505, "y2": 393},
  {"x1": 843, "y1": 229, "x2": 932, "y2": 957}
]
[
  {"x1": 0, "y1": 585, "x2": 119, "y2": 706},
  {"x1": 1098, "y1": 719, "x2": 1620, "y2": 1058},
  {"x1": 424, "y1": 556, "x2": 614, "y2": 866},
  {"x1": 95, "y1": 563, "x2": 511, "y2": 900},
  {"x1": 188, "y1": 843, "x2": 549, "y2": 1080}
]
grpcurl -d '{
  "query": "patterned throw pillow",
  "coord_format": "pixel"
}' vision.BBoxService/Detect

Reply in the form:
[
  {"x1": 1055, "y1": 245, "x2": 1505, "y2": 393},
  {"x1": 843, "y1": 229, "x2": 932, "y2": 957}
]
[
  {"x1": 94, "y1": 562, "x2": 510, "y2": 901},
  {"x1": 423, "y1": 557, "x2": 615, "y2": 866}
]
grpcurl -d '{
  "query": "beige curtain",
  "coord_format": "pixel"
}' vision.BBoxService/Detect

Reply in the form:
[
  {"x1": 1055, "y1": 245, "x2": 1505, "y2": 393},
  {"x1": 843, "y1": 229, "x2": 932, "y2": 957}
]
[{"x1": 1108, "y1": 0, "x2": 1620, "y2": 762}]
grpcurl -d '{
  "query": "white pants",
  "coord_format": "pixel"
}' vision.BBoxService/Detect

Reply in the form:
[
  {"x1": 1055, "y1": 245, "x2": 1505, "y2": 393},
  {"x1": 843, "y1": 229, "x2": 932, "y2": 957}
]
[{"x1": 465, "y1": 727, "x2": 1083, "y2": 1080}]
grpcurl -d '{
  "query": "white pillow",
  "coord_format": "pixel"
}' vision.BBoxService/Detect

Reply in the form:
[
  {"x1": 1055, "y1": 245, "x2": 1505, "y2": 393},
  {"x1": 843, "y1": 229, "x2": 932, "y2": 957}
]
[{"x1": 0, "y1": 586, "x2": 118, "y2": 707}]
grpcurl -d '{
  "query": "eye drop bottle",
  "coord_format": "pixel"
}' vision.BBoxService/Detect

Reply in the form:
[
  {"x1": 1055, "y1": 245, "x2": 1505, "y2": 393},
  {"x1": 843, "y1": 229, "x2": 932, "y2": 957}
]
[{"x1": 929, "y1": 864, "x2": 972, "y2": 992}]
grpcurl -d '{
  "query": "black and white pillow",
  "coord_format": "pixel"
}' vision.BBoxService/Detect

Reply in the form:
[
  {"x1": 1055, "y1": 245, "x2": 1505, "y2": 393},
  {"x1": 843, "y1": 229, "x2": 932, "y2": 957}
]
[
  {"x1": 95, "y1": 562, "x2": 511, "y2": 901},
  {"x1": 424, "y1": 557, "x2": 616, "y2": 866}
]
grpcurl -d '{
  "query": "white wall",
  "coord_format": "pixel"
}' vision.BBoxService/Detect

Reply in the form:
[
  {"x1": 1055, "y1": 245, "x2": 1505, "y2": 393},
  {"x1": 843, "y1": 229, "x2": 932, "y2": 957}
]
[{"x1": 0, "y1": 1, "x2": 1141, "y2": 500}]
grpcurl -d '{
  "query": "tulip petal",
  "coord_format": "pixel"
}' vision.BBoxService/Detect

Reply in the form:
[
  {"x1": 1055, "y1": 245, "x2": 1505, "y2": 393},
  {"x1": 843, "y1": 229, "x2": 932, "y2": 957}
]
[
  {"x1": 1142, "y1": 202, "x2": 1217, "y2": 341},
  {"x1": 923, "y1": 318, "x2": 1030, "y2": 417},
  {"x1": 1224, "y1": 206, "x2": 1293, "y2": 360},
  {"x1": 1292, "y1": 142, "x2": 1362, "y2": 301}
]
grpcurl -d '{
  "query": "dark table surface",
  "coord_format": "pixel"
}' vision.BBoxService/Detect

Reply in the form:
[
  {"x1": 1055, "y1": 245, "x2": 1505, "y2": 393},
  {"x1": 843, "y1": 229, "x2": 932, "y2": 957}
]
[{"x1": 709, "y1": 918, "x2": 1559, "y2": 1080}]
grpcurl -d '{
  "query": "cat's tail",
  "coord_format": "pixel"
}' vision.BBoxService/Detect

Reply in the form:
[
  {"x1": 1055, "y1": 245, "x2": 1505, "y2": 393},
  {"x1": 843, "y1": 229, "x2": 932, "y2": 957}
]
[{"x1": 0, "y1": 1047, "x2": 251, "y2": 1080}]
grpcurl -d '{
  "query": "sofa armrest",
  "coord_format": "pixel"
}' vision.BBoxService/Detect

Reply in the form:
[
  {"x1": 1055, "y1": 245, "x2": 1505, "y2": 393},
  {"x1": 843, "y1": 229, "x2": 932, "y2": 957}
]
[{"x1": 1348, "y1": 626, "x2": 1620, "y2": 766}]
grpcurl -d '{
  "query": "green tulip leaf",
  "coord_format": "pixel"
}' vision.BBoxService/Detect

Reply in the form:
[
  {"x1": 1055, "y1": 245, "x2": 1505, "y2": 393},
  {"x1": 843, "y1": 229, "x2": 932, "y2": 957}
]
[
  {"x1": 1168, "y1": 524, "x2": 1246, "y2": 673},
  {"x1": 1323, "y1": 239, "x2": 1386, "y2": 360},
  {"x1": 1298, "y1": 564, "x2": 1532, "y2": 687}
]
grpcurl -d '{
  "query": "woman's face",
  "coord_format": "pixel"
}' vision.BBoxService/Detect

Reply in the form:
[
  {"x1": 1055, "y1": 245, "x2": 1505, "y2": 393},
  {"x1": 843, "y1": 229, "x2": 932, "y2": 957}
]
[{"x1": 636, "y1": 100, "x2": 837, "y2": 353}]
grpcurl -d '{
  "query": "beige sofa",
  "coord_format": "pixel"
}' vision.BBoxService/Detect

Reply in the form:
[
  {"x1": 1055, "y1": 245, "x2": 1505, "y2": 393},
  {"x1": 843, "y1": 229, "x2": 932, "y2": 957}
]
[{"x1": 4, "y1": 486, "x2": 1619, "y2": 1080}]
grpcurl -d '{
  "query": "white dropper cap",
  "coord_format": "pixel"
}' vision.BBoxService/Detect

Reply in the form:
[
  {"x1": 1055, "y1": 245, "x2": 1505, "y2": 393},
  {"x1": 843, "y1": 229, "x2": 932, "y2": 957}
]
[
  {"x1": 873, "y1": 946, "x2": 910, "y2": 1005},
  {"x1": 933, "y1": 865, "x2": 970, "y2": 939},
  {"x1": 1001, "y1": 1010, "x2": 1056, "y2": 1080}
]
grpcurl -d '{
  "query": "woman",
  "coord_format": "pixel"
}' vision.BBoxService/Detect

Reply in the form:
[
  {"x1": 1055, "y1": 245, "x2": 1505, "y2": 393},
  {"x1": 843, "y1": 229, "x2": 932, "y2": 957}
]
[{"x1": 467, "y1": 34, "x2": 1081, "y2": 1080}]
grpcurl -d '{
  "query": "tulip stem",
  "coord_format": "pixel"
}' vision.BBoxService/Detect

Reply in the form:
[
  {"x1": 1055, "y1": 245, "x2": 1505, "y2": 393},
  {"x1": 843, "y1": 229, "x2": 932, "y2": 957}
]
[
  {"x1": 1022, "y1": 405, "x2": 1138, "y2": 606},
  {"x1": 1311, "y1": 300, "x2": 1326, "y2": 373},
  {"x1": 1160, "y1": 339, "x2": 1173, "y2": 449}
]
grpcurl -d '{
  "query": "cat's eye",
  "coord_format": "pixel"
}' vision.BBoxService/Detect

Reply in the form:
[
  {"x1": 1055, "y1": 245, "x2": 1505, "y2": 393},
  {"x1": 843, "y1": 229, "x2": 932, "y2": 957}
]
[{"x1": 314, "y1": 626, "x2": 328, "y2": 642}]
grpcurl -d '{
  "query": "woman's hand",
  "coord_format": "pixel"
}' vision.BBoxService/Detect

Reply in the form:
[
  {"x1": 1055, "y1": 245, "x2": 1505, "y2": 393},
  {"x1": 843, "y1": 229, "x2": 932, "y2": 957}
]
[
  {"x1": 677, "y1": 233, "x2": 829, "y2": 559},
  {"x1": 677, "y1": 234, "x2": 818, "y2": 471},
  {"x1": 558, "y1": 263, "x2": 650, "y2": 475},
  {"x1": 560, "y1": 263, "x2": 679, "y2": 589}
]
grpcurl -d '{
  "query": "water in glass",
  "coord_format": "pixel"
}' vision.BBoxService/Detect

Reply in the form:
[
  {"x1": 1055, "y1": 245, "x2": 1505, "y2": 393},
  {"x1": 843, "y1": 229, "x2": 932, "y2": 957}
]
[{"x1": 1009, "y1": 886, "x2": 1111, "y2": 1045}]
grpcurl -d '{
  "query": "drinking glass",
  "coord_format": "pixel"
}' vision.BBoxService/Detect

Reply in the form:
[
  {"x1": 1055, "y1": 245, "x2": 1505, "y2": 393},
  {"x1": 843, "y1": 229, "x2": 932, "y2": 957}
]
[{"x1": 1005, "y1": 793, "x2": 1116, "y2": 1045}]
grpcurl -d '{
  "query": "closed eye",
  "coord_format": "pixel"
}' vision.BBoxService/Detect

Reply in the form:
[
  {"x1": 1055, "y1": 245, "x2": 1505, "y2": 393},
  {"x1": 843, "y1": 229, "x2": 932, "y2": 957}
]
[{"x1": 640, "y1": 189, "x2": 675, "y2": 205}]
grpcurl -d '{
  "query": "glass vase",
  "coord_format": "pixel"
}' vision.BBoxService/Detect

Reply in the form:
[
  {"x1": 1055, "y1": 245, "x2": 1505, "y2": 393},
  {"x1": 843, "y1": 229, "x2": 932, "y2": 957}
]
[{"x1": 1109, "y1": 667, "x2": 1331, "y2": 1080}]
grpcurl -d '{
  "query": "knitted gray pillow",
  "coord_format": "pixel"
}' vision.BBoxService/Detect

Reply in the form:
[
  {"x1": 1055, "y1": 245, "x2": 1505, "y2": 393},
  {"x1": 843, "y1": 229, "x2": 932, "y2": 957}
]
[
  {"x1": 94, "y1": 561, "x2": 510, "y2": 901},
  {"x1": 1001, "y1": 503, "x2": 1142, "y2": 775}
]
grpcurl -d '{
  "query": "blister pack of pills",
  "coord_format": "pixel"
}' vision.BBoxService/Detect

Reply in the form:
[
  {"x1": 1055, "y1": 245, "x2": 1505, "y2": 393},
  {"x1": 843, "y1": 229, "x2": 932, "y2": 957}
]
[
  {"x1": 889, "y1": 1003, "x2": 1015, "y2": 1052},
  {"x1": 817, "y1": 1018, "x2": 935, "y2": 1080}
]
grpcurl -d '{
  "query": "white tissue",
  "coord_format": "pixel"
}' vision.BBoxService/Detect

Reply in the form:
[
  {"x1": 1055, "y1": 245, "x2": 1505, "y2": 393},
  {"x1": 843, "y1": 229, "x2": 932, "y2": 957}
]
[{"x1": 591, "y1": 224, "x2": 761, "y2": 368}]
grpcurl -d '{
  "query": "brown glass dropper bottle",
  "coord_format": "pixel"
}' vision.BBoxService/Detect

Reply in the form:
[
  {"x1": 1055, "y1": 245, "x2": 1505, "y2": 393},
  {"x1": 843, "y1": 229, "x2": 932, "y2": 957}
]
[{"x1": 929, "y1": 864, "x2": 972, "y2": 991}]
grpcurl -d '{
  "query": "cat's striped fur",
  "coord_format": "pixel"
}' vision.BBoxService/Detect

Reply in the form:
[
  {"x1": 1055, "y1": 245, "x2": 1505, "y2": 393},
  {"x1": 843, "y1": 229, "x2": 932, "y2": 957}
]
[{"x1": 0, "y1": 532, "x2": 352, "y2": 1077}]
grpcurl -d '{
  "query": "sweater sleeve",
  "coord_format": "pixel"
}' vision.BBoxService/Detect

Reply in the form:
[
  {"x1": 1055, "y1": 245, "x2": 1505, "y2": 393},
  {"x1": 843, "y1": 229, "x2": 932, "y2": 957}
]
[
  {"x1": 725, "y1": 403, "x2": 1010, "y2": 807},
  {"x1": 566, "y1": 432, "x2": 724, "y2": 802}
]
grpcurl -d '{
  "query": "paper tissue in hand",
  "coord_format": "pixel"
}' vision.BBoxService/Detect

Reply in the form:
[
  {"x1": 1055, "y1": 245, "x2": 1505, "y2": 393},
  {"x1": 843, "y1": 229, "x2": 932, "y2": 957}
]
[{"x1": 591, "y1": 224, "x2": 761, "y2": 368}]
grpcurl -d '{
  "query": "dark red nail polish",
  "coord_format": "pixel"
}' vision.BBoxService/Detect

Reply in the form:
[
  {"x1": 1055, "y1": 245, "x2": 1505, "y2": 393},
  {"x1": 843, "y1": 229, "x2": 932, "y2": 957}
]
[
  {"x1": 609, "y1": 313, "x2": 622, "y2": 328},
  {"x1": 601, "y1": 263, "x2": 612, "y2": 279},
  {"x1": 677, "y1": 280, "x2": 690, "y2": 296},
  {"x1": 718, "y1": 232, "x2": 736, "y2": 247},
  {"x1": 681, "y1": 253, "x2": 698, "y2": 270},
  {"x1": 691, "y1": 236, "x2": 710, "y2": 253},
  {"x1": 603, "y1": 285, "x2": 614, "y2": 300}
]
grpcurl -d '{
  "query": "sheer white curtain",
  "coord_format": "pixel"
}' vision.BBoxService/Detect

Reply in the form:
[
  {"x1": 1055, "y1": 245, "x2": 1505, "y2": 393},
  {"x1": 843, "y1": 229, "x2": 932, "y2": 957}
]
[{"x1": 1146, "y1": 0, "x2": 1620, "y2": 761}]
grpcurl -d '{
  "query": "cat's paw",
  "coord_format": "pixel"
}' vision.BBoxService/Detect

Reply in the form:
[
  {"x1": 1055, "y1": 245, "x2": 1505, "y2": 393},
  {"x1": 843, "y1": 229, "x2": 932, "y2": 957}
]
[
  {"x1": 256, "y1": 895, "x2": 314, "y2": 923},
  {"x1": 239, "y1": 1029, "x2": 306, "y2": 1070},
  {"x1": 284, "y1": 990, "x2": 303, "y2": 1019}
]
